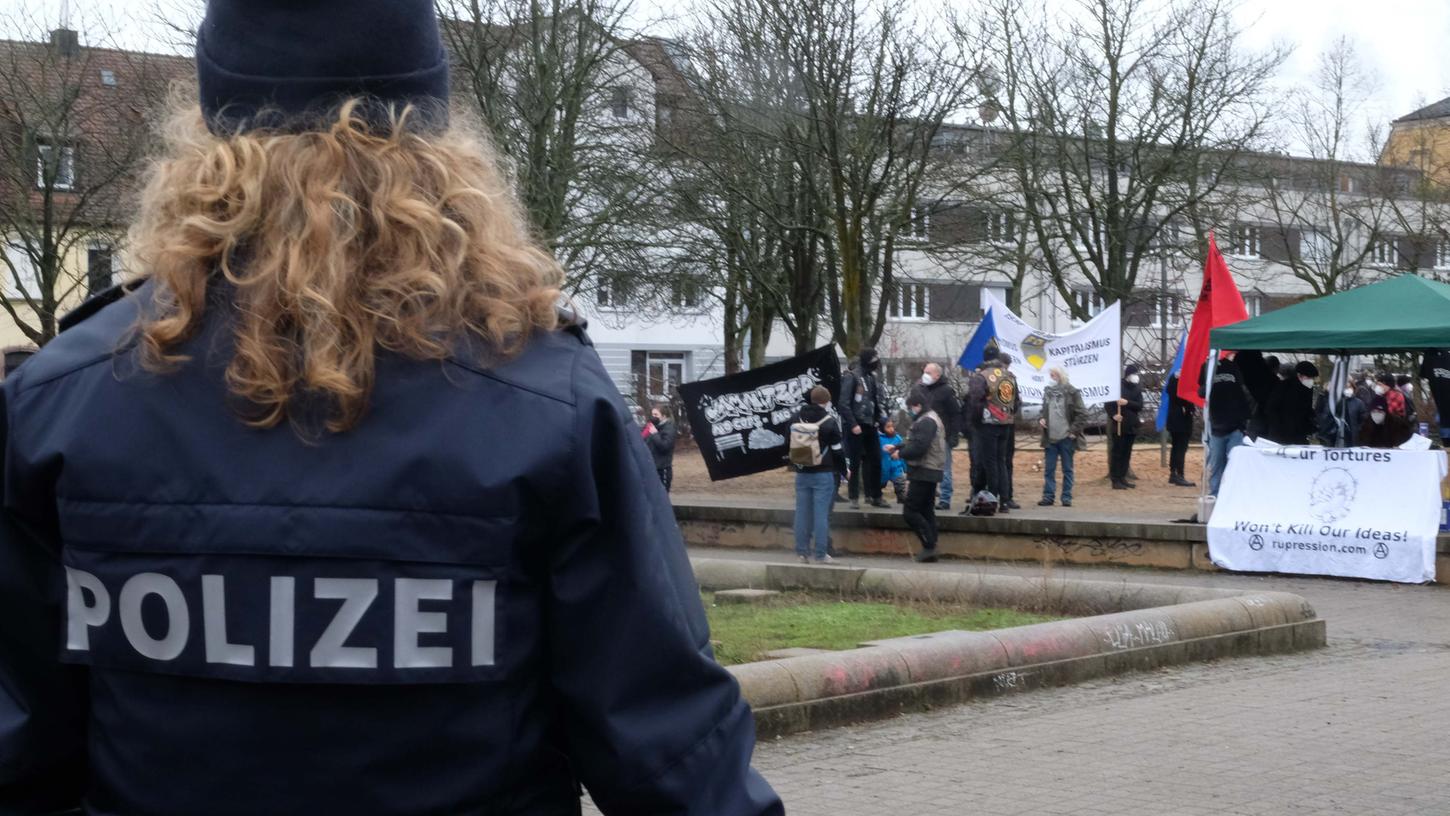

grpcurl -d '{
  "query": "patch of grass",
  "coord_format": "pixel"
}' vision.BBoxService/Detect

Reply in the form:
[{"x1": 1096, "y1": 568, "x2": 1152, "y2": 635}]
[{"x1": 704, "y1": 592, "x2": 1064, "y2": 666}]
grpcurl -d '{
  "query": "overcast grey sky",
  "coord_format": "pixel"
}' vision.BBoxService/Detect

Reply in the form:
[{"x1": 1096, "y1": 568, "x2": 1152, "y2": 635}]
[{"x1": 4, "y1": 0, "x2": 1448, "y2": 155}]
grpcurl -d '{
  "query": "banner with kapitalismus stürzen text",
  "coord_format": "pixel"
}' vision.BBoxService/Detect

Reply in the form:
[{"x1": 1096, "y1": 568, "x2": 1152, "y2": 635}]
[
  {"x1": 982, "y1": 291, "x2": 1122, "y2": 405},
  {"x1": 1208, "y1": 441, "x2": 1447, "y2": 583}
]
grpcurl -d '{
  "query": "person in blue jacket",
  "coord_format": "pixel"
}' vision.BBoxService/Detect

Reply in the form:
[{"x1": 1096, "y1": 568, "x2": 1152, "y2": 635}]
[
  {"x1": 879, "y1": 418, "x2": 908, "y2": 503},
  {"x1": 0, "y1": 2, "x2": 782, "y2": 814}
]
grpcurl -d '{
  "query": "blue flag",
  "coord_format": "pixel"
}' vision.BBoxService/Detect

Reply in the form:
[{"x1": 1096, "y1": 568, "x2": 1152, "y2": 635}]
[
  {"x1": 1155, "y1": 331, "x2": 1188, "y2": 432},
  {"x1": 957, "y1": 309, "x2": 997, "y2": 371}
]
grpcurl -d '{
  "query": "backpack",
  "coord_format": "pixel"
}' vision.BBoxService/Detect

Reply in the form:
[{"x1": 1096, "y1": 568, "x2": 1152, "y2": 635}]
[{"x1": 789, "y1": 418, "x2": 826, "y2": 467}]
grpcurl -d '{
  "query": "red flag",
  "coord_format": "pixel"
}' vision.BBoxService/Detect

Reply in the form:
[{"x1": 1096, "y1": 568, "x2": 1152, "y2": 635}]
[{"x1": 1177, "y1": 233, "x2": 1249, "y2": 407}]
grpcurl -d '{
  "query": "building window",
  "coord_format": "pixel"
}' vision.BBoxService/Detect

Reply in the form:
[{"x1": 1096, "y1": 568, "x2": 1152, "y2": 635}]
[
  {"x1": 1073, "y1": 288, "x2": 1105, "y2": 318},
  {"x1": 1369, "y1": 237, "x2": 1396, "y2": 268},
  {"x1": 986, "y1": 211, "x2": 1014, "y2": 245},
  {"x1": 1228, "y1": 224, "x2": 1261, "y2": 259},
  {"x1": 1149, "y1": 293, "x2": 1181, "y2": 329},
  {"x1": 900, "y1": 206, "x2": 929, "y2": 241},
  {"x1": 888, "y1": 282, "x2": 928, "y2": 320},
  {"x1": 1245, "y1": 295, "x2": 1262, "y2": 318},
  {"x1": 669, "y1": 278, "x2": 702, "y2": 310},
  {"x1": 1435, "y1": 241, "x2": 1450, "y2": 271},
  {"x1": 610, "y1": 87, "x2": 632, "y2": 120},
  {"x1": 597, "y1": 274, "x2": 633, "y2": 309},
  {"x1": 87, "y1": 246, "x2": 113, "y2": 295},
  {"x1": 36, "y1": 141, "x2": 75, "y2": 190},
  {"x1": 646, "y1": 352, "x2": 686, "y2": 401},
  {"x1": 1301, "y1": 230, "x2": 1332, "y2": 265},
  {"x1": 99, "y1": 69, "x2": 116, "y2": 87}
]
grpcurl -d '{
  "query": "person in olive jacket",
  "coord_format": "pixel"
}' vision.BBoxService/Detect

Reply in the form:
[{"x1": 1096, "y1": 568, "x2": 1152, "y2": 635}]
[{"x1": 1107, "y1": 364, "x2": 1144, "y2": 490}]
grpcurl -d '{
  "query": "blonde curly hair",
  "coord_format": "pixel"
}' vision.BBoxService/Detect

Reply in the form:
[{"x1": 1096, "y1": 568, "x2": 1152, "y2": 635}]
[{"x1": 129, "y1": 97, "x2": 562, "y2": 433}]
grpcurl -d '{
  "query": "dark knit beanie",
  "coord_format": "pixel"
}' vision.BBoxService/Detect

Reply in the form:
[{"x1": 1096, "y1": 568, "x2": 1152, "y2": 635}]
[
  {"x1": 196, "y1": 0, "x2": 450, "y2": 134},
  {"x1": 1294, "y1": 361, "x2": 1319, "y2": 379},
  {"x1": 1125, "y1": 363, "x2": 1140, "y2": 377}
]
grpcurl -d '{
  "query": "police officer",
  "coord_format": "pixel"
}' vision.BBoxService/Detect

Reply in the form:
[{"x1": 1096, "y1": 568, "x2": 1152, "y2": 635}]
[{"x1": 0, "y1": 2, "x2": 782, "y2": 814}]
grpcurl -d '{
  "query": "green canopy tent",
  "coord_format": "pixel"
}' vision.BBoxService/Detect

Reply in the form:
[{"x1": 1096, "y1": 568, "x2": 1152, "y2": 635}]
[{"x1": 1209, "y1": 274, "x2": 1450, "y2": 353}]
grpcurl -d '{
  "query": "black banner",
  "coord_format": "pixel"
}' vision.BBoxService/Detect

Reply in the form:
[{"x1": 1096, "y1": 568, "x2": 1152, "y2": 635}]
[{"x1": 678, "y1": 346, "x2": 842, "y2": 481}]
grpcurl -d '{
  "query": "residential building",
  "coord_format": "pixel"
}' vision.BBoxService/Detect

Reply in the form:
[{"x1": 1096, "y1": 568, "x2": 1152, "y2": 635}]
[{"x1": 1382, "y1": 96, "x2": 1450, "y2": 187}]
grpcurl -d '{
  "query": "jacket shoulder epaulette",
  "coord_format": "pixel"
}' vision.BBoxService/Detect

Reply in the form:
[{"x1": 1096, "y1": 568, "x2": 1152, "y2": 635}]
[
  {"x1": 555, "y1": 304, "x2": 592, "y2": 347},
  {"x1": 58, "y1": 277, "x2": 146, "y2": 334}
]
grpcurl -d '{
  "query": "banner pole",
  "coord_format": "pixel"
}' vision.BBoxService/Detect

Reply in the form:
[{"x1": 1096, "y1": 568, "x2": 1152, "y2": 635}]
[{"x1": 1198, "y1": 349, "x2": 1218, "y2": 518}]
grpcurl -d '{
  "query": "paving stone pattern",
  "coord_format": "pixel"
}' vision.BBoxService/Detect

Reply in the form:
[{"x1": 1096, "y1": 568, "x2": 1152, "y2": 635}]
[{"x1": 584, "y1": 548, "x2": 1450, "y2": 814}]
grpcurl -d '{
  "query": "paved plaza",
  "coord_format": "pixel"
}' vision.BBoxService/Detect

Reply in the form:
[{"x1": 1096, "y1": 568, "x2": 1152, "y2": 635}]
[{"x1": 593, "y1": 547, "x2": 1450, "y2": 814}]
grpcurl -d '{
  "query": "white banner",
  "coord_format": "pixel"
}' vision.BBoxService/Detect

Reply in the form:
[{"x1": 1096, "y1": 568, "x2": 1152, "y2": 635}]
[
  {"x1": 1209, "y1": 443, "x2": 1447, "y2": 583},
  {"x1": 984, "y1": 292, "x2": 1122, "y2": 405}
]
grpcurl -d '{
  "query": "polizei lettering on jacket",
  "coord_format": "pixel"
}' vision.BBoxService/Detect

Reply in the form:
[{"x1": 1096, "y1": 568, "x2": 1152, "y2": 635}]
[{"x1": 63, "y1": 568, "x2": 497, "y2": 681}]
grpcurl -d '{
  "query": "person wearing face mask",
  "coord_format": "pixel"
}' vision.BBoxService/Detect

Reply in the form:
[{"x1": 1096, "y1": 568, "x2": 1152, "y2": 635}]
[
  {"x1": 1038, "y1": 367, "x2": 1086, "y2": 506},
  {"x1": 1359, "y1": 394, "x2": 1414, "y2": 448},
  {"x1": 910, "y1": 362, "x2": 961, "y2": 510},
  {"x1": 1261, "y1": 361, "x2": 1319, "y2": 446},
  {"x1": 1374, "y1": 373, "x2": 1409, "y2": 420},
  {"x1": 1106, "y1": 364, "x2": 1144, "y2": 490},
  {"x1": 644, "y1": 404, "x2": 678, "y2": 492},
  {"x1": 960, "y1": 346, "x2": 1018, "y2": 514},
  {"x1": 887, "y1": 392, "x2": 948, "y2": 562},
  {"x1": 1319, "y1": 382, "x2": 1368, "y2": 447},
  {"x1": 839, "y1": 348, "x2": 891, "y2": 509}
]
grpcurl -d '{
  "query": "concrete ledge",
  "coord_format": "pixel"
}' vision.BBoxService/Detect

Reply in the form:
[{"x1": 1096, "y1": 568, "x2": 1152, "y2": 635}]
[
  {"x1": 693, "y1": 557, "x2": 1326, "y2": 737},
  {"x1": 678, "y1": 501, "x2": 1450, "y2": 580}
]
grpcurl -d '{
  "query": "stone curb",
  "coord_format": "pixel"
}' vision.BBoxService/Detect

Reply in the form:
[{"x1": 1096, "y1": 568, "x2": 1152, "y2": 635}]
[{"x1": 693, "y1": 558, "x2": 1326, "y2": 737}]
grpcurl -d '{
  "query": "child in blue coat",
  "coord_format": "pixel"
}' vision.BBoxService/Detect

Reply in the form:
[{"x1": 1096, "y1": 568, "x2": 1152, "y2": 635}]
[{"x1": 879, "y1": 418, "x2": 907, "y2": 503}]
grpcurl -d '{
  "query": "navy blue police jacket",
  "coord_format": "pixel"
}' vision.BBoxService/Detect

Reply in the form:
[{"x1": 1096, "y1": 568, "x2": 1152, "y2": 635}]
[{"x1": 0, "y1": 283, "x2": 783, "y2": 816}]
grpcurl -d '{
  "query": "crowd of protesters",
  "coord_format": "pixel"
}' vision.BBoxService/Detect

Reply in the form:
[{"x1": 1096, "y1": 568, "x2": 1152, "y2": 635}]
[
  {"x1": 641, "y1": 341, "x2": 1450, "y2": 568},
  {"x1": 1197, "y1": 350, "x2": 1450, "y2": 500}
]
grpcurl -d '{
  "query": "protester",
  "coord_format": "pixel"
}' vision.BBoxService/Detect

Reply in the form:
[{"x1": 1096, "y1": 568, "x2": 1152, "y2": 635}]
[
  {"x1": 996, "y1": 352, "x2": 1023, "y2": 509},
  {"x1": 1038, "y1": 367, "x2": 1085, "y2": 506},
  {"x1": 890, "y1": 392, "x2": 948, "y2": 563},
  {"x1": 911, "y1": 362, "x2": 961, "y2": 511},
  {"x1": 1397, "y1": 375, "x2": 1420, "y2": 426},
  {"x1": 1375, "y1": 373, "x2": 1410, "y2": 421},
  {"x1": 1107, "y1": 364, "x2": 1144, "y2": 490},
  {"x1": 879, "y1": 418, "x2": 908, "y2": 503},
  {"x1": 0, "y1": 2, "x2": 783, "y2": 812},
  {"x1": 790, "y1": 386, "x2": 844, "y2": 564},
  {"x1": 840, "y1": 347, "x2": 891, "y2": 509},
  {"x1": 644, "y1": 404, "x2": 677, "y2": 492},
  {"x1": 1360, "y1": 395, "x2": 1414, "y2": 448},
  {"x1": 961, "y1": 347, "x2": 997, "y2": 500},
  {"x1": 960, "y1": 347, "x2": 1018, "y2": 515},
  {"x1": 1261, "y1": 361, "x2": 1319, "y2": 445},
  {"x1": 1419, "y1": 349, "x2": 1450, "y2": 446},
  {"x1": 1166, "y1": 373, "x2": 1196, "y2": 487},
  {"x1": 1318, "y1": 382, "x2": 1367, "y2": 447},
  {"x1": 1203, "y1": 351, "x2": 1254, "y2": 496},
  {"x1": 1247, "y1": 355, "x2": 1281, "y2": 438}
]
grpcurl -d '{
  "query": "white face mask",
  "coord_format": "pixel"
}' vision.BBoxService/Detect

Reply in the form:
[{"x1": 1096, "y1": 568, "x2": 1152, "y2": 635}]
[
  {"x1": 921, "y1": 373, "x2": 936, "y2": 386},
  {"x1": 1343, "y1": 388, "x2": 1355, "y2": 399},
  {"x1": 1127, "y1": 374, "x2": 1140, "y2": 385},
  {"x1": 1299, "y1": 377, "x2": 1314, "y2": 388},
  {"x1": 1373, "y1": 384, "x2": 1388, "y2": 396},
  {"x1": 1371, "y1": 411, "x2": 1386, "y2": 425}
]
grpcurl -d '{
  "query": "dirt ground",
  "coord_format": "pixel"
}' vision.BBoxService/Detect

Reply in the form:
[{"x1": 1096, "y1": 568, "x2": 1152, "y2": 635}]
[{"x1": 672, "y1": 438, "x2": 1206, "y2": 517}]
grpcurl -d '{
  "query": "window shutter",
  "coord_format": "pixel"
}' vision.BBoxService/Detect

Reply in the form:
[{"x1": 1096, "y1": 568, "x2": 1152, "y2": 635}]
[
  {"x1": 927, "y1": 283, "x2": 979, "y2": 322},
  {"x1": 930, "y1": 204, "x2": 982, "y2": 244},
  {"x1": 1123, "y1": 295, "x2": 1153, "y2": 327},
  {"x1": 1262, "y1": 227, "x2": 1297, "y2": 263}
]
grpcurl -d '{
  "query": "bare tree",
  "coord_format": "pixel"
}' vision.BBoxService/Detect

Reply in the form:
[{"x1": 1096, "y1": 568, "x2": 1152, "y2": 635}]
[
  {"x1": 0, "y1": 16, "x2": 185, "y2": 345},
  {"x1": 1259, "y1": 37, "x2": 1411, "y2": 297},
  {"x1": 964, "y1": 0, "x2": 1285, "y2": 327},
  {"x1": 439, "y1": 0, "x2": 669, "y2": 295}
]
